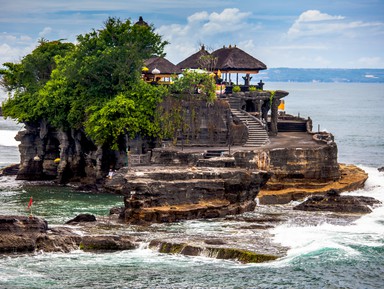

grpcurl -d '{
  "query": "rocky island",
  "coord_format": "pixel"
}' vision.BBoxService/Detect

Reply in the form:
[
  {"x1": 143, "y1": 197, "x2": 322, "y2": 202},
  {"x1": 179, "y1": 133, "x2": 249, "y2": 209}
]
[{"x1": 0, "y1": 17, "x2": 375, "y2": 263}]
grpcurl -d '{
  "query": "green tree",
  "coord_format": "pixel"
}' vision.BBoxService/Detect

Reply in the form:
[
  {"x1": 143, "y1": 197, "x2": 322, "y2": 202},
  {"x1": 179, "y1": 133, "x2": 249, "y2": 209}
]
[
  {"x1": 36, "y1": 17, "x2": 169, "y2": 130},
  {"x1": 1, "y1": 39, "x2": 75, "y2": 123},
  {"x1": 1, "y1": 17, "x2": 169, "y2": 149},
  {"x1": 170, "y1": 69, "x2": 216, "y2": 102},
  {"x1": 84, "y1": 81, "x2": 168, "y2": 150}
]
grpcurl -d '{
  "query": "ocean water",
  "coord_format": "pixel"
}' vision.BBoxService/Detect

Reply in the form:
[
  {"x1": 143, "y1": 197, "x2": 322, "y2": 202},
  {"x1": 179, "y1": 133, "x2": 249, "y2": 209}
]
[{"x1": 0, "y1": 83, "x2": 383, "y2": 288}]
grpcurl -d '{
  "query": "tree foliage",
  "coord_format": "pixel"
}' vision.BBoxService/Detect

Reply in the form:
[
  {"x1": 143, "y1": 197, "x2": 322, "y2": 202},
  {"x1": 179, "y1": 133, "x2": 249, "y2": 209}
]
[
  {"x1": 170, "y1": 69, "x2": 216, "y2": 102},
  {"x1": 1, "y1": 39, "x2": 75, "y2": 123},
  {"x1": 84, "y1": 81, "x2": 168, "y2": 149},
  {"x1": 1, "y1": 17, "x2": 169, "y2": 149}
]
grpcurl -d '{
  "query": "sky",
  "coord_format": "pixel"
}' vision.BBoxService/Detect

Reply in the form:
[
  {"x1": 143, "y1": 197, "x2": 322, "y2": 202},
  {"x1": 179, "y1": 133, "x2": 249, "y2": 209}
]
[{"x1": 0, "y1": 0, "x2": 384, "y2": 69}]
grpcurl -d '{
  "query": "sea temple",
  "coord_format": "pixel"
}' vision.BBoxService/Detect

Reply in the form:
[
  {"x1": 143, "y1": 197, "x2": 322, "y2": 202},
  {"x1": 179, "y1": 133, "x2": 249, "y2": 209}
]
[
  {"x1": 0, "y1": 17, "x2": 371, "y2": 261},
  {"x1": 7, "y1": 44, "x2": 367, "y2": 223}
]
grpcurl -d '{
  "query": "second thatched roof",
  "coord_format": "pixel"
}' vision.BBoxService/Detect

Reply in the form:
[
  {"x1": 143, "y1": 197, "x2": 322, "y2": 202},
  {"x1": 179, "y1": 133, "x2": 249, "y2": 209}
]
[
  {"x1": 212, "y1": 45, "x2": 267, "y2": 73},
  {"x1": 144, "y1": 57, "x2": 182, "y2": 75},
  {"x1": 177, "y1": 46, "x2": 211, "y2": 70}
]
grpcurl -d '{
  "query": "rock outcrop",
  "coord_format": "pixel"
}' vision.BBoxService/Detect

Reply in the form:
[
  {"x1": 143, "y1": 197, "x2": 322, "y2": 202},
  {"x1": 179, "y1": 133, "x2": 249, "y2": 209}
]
[
  {"x1": 258, "y1": 164, "x2": 368, "y2": 204},
  {"x1": 103, "y1": 166, "x2": 271, "y2": 224},
  {"x1": 0, "y1": 215, "x2": 80, "y2": 253},
  {"x1": 149, "y1": 240, "x2": 278, "y2": 263},
  {"x1": 80, "y1": 235, "x2": 136, "y2": 251},
  {"x1": 65, "y1": 213, "x2": 97, "y2": 224},
  {"x1": 293, "y1": 190, "x2": 381, "y2": 214},
  {"x1": 0, "y1": 215, "x2": 136, "y2": 253},
  {"x1": 0, "y1": 215, "x2": 283, "y2": 263}
]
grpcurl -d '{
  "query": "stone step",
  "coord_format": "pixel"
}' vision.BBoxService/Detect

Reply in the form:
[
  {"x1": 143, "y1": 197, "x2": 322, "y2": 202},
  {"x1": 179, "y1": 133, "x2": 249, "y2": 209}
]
[
  {"x1": 228, "y1": 105, "x2": 269, "y2": 147},
  {"x1": 204, "y1": 150, "x2": 226, "y2": 159}
]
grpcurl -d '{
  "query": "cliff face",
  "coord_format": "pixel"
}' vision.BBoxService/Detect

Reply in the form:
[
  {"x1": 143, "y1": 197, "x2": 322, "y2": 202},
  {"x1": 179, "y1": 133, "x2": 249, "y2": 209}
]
[
  {"x1": 233, "y1": 143, "x2": 340, "y2": 180},
  {"x1": 15, "y1": 121, "x2": 112, "y2": 183},
  {"x1": 13, "y1": 99, "x2": 244, "y2": 183}
]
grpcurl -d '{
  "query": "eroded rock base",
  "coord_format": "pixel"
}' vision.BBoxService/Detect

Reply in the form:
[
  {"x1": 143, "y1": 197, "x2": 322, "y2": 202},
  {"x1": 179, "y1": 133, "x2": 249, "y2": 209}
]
[
  {"x1": 103, "y1": 166, "x2": 271, "y2": 224},
  {"x1": 258, "y1": 164, "x2": 368, "y2": 204}
]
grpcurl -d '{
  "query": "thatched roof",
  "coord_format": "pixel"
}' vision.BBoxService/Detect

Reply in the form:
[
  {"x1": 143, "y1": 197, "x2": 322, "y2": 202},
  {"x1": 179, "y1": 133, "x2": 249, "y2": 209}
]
[
  {"x1": 144, "y1": 57, "x2": 182, "y2": 75},
  {"x1": 177, "y1": 46, "x2": 211, "y2": 70},
  {"x1": 135, "y1": 16, "x2": 149, "y2": 27},
  {"x1": 212, "y1": 45, "x2": 267, "y2": 72}
]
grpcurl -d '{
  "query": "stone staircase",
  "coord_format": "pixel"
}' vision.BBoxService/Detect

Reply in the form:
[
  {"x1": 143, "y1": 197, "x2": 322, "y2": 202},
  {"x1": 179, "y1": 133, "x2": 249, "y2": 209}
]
[
  {"x1": 227, "y1": 98, "x2": 269, "y2": 147},
  {"x1": 204, "y1": 150, "x2": 226, "y2": 159}
]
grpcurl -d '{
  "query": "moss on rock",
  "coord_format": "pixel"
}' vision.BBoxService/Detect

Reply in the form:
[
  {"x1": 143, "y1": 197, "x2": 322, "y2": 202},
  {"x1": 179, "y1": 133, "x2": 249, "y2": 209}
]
[{"x1": 150, "y1": 240, "x2": 278, "y2": 263}]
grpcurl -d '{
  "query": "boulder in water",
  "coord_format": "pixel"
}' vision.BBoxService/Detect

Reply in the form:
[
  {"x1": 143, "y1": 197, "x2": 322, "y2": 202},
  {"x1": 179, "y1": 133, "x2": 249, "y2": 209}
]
[
  {"x1": 65, "y1": 213, "x2": 97, "y2": 224},
  {"x1": 0, "y1": 215, "x2": 49, "y2": 253},
  {"x1": 293, "y1": 190, "x2": 381, "y2": 214}
]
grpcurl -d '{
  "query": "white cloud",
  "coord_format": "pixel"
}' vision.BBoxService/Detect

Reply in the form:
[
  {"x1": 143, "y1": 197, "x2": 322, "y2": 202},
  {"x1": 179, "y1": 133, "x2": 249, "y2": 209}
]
[
  {"x1": 287, "y1": 10, "x2": 344, "y2": 38},
  {"x1": 157, "y1": 8, "x2": 252, "y2": 63},
  {"x1": 187, "y1": 11, "x2": 209, "y2": 23},
  {"x1": 0, "y1": 42, "x2": 35, "y2": 67},
  {"x1": 356, "y1": 57, "x2": 383, "y2": 68},
  {"x1": 203, "y1": 8, "x2": 250, "y2": 34},
  {"x1": 296, "y1": 10, "x2": 344, "y2": 22},
  {"x1": 39, "y1": 27, "x2": 53, "y2": 38},
  {"x1": 287, "y1": 10, "x2": 383, "y2": 39},
  {"x1": 0, "y1": 33, "x2": 39, "y2": 67}
]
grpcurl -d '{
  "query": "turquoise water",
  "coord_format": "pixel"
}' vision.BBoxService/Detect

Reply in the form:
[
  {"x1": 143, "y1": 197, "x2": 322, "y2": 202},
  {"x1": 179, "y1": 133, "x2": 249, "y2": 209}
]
[
  {"x1": 1, "y1": 83, "x2": 384, "y2": 288},
  {"x1": 0, "y1": 180, "x2": 123, "y2": 224}
]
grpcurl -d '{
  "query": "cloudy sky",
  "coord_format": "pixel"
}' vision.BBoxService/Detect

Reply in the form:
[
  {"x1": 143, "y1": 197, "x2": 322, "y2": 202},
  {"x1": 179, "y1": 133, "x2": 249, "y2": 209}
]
[{"x1": 1, "y1": 0, "x2": 383, "y2": 69}]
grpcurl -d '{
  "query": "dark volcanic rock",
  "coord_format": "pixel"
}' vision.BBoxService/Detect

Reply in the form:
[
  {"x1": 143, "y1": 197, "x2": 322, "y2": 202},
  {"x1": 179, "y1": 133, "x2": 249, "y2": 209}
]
[
  {"x1": 109, "y1": 206, "x2": 125, "y2": 215},
  {"x1": 80, "y1": 235, "x2": 136, "y2": 251},
  {"x1": 149, "y1": 240, "x2": 278, "y2": 263},
  {"x1": 65, "y1": 213, "x2": 97, "y2": 224},
  {"x1": 293, "y1": 190, "x2": 381, "y2": 214},
  {"x1": 103, "y1": 166, "x2": 271, "y2": 224},
  {"x1": 0, "y1": 215, "x2": 48, "y2": 253},
  {"x1": 0, "y1": 215, "x2": 137, "y2": 254},
  {"x1": 0, "y1": 164, "x2": 19, "y2": 176},
  {"x1": 0, "y1": 215, "x2": 48, "y2": 234}
]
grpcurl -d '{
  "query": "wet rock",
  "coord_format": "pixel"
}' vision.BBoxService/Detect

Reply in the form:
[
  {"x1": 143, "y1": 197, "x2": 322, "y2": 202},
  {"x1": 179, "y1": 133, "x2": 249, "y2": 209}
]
[
  {"x1": 378, "y1": 167, "x2": 384, "y2": 172},
  {"x1": 293, "y1": 190, "x2": 381, "y2": 214},
  {"x1": 238, "y1": 224, "x2": 274, "y2": 230},
  {"x1": 149, "y1": 240, "x2": 278, "y2": 263},
  {"x1": 0, "y1": 215, "x2": 48, "y2": 234},
  {"x1": 0, "y1": 235, "x2": 37, "y2": 253},
  {"x1": 225, "y1": 215, "x2": 284, "y2": 223},
  {"x1": 204, "y1": 239, "x2": 226, "y2": 245},
  {"x1": 75, "y1": 183, "x2": 100, "y2": 193},
  {"x1": 80, "y1": 235, "x2": 136, "y2": 251},
  {"x1": 0, "y1": 215, "x2": 48, "y2": 253},
  {"x1": 65, "y1": 213, "x2": 97, "y2": 224},
  {"x1": 36, "y1": 233, "x2": 82, "y2": 253},
  {"x1": 109, "y1": 206, "x2": 124, "y2": 215},
  {"x1": 0, "y1": 164, "x2": 19, "y2": 176},
  {"x1": 0, "y1": 215, "x2": 140, "y2": 253}
]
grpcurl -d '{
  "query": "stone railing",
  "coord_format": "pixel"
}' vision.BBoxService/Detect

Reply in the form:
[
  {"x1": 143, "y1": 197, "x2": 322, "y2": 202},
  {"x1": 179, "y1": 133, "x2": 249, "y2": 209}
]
[{"x1": 129, "y1": 153, "x2": 151, "y2": 166}]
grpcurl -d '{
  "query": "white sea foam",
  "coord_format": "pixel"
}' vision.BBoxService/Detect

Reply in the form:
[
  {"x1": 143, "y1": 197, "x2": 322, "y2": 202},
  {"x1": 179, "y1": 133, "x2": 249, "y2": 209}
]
[{"x1": 271, "y1": 166, "x2": 384, "y2": 263}]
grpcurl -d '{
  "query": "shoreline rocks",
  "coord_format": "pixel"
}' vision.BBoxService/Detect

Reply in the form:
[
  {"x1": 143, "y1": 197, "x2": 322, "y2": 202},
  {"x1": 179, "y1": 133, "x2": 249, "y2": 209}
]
[
  {"x1": 0, "y1": 215, "x2": 282, "y2": 263},
  {"x1": 149, "y1": 240, "x2": 278, "y2": 263},
  {"x1": 258, "y1": 164, "x2": 368, "y2": 204}
]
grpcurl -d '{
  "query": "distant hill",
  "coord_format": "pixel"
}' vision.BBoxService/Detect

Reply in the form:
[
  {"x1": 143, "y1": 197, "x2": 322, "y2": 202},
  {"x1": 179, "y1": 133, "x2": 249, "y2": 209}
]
[{"x1": 257, "y1": 68, "x2": 384, "y2": 83}]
